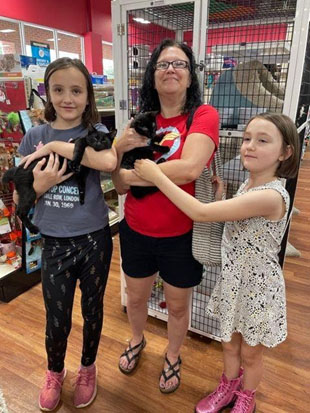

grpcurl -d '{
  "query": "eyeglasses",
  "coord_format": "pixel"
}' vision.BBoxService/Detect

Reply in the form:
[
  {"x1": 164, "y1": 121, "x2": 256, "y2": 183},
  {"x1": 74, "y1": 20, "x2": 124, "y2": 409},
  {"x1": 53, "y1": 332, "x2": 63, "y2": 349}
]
[{"x1": 154, "y1": 60, "x2": 189, "y2": 71}]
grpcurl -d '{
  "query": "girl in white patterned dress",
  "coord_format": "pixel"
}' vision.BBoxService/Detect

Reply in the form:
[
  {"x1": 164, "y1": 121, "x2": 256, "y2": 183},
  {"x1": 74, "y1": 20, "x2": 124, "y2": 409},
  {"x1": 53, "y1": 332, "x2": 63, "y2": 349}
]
[{"x1": 134, "y1": 113, "x2": 300, "y2": 413}]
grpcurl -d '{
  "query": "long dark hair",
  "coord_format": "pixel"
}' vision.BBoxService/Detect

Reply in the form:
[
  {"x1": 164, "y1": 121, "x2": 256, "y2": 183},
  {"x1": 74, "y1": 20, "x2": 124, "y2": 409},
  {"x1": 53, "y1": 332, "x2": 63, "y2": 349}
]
[
  {"x1": 139, "y1": 39, "x2": 202, "y2": 114},
  {"x1": 44, "y1": 57, "x2": 99, "y2": 128}
]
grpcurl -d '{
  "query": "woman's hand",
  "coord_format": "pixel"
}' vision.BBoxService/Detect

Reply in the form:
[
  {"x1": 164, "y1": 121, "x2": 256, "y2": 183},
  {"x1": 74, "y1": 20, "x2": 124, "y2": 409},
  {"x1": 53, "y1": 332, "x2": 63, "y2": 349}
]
[
  {"x1": 20, "y1": 142, "x2": 54, "y2": 168},
  {"x1": 33, "y1": 153, "x2": 73, "y2": 198},
  {"x1": 211, "y1": 175, "x2": 225, "y2": 201},
  {"x1": 13, "y1": 190, "x2": 19, "y2": 205},
  {"x1": 114, "y1": 120, "x2": 148, "y2": 155},
  {"x1": 134, "y1": 159, "x2": 163, "y2": 184}
]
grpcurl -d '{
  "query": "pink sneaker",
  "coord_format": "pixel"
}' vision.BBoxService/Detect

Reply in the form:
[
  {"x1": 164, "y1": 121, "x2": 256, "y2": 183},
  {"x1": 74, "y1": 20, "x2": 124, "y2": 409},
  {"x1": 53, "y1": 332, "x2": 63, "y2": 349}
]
[
  {"x1": 73, "y1": 363, "x2": 97, "y2": 408},
  {"x1": 195, "y1": 370, "x2": 243, "y2": 413},
  {"x1": 231, "y1": 389, "x2": 256, "y2": 413},
  {"x1": 39, "y1": 368, "x2": 66, "y2": 411}
]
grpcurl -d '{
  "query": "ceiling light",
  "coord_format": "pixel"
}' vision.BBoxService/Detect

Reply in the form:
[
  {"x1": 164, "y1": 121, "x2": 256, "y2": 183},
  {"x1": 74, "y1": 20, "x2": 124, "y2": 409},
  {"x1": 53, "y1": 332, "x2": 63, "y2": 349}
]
[
  {"x1": 133, "y1": 17, "x2": 151, "y2": 24},
  {"x1": 0, "y1": 29, "x2": 16, "y2": 33}
]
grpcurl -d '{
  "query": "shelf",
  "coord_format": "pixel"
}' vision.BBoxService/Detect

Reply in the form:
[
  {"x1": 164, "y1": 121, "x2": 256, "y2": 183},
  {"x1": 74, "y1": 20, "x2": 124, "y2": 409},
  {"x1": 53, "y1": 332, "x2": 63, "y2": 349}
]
[
  {"x1": 97, "y1": 107, "x2": 115, "y2": 114},
  {"x1": 0, "y1": 267, "x2": 41, "y2": 302},
  {"x1": 102, "y1": 185, "x2": 115, "y2": 194},
  {"x1": 104, "y1": 187, "x2": 115, "y2": 194},
  {"x1": 108, "y1": 208, "x2": 119, "y2": 225},
  {"x1": 101, "y1": 179, "x2": 115, "y2": 193},
  {"x1": 0, "y1": 264, "x2": 19, "y2": 280},
  {"x1": 109, "y1": 216, "x2": 119, "y2": 227}
]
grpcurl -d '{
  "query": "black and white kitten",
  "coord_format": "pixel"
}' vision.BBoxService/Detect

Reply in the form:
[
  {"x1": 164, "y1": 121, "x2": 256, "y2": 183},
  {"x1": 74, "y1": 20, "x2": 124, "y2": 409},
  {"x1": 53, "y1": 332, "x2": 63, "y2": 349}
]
[
  {"x1": 121, "y1": 111, "x2": 169, "y2": 198},
  {"x1": 2, "y1": 126, "x2": 117, "y2": 233}
]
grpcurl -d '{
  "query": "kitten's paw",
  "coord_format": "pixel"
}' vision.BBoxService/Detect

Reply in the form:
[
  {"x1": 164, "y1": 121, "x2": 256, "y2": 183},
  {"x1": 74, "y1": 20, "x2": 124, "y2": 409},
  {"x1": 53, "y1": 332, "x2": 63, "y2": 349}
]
[{"x1": 68, "y1": 160, "x2": 81, "y2": 173}]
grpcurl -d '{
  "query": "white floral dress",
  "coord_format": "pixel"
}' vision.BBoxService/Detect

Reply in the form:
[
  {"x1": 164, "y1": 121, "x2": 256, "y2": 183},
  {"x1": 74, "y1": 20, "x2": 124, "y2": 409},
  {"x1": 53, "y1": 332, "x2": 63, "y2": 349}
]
[{"x1": 207, "y1": 179, "x2": 290, "y2": 348}]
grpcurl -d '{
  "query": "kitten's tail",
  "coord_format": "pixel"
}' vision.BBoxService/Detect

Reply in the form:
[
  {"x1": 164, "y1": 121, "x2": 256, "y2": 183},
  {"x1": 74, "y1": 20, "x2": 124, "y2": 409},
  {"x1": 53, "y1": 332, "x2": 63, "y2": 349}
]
[{"x1": 2, "y1": 167, "x2": 17, "y2": 184}]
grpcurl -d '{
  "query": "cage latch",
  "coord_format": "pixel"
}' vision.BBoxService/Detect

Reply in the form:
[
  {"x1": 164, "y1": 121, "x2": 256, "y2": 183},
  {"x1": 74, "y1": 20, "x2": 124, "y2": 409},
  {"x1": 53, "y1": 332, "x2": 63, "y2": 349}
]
[
  {"x1": 117, "y1": 24, "x2": 125, "y2": 36},
  {"x1": 119, "y1": 100, "x2": 127, "y2": 110}
]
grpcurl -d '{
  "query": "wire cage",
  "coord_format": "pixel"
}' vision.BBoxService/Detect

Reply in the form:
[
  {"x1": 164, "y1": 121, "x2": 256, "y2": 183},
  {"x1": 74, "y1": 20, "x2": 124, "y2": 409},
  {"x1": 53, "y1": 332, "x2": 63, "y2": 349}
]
[
  {"x1": 191, "y1": 266, "x2": 221, "y2": 339},
  {"x1": 112, "y1": 0, "x2": 310, "y2": 340},
  {"x1": 205, "y1": 0, "x2": 297, "y2": 129},
  {"x1": 127, "y1": 1, "x2": 196, "y2": 115},
  {"x1": 191, "y1": 132, "x2": 244, "y2": 338},
  {"x1": 148, "y1": 274, "x2": 168, "y2": 317}
]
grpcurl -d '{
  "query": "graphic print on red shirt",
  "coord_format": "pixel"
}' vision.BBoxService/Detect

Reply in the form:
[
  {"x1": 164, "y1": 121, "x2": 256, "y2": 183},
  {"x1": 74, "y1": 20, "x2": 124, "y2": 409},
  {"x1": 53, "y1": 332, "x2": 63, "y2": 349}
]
[{"x1": 125, "y1": 104, "x2": 219, "y2": 237}]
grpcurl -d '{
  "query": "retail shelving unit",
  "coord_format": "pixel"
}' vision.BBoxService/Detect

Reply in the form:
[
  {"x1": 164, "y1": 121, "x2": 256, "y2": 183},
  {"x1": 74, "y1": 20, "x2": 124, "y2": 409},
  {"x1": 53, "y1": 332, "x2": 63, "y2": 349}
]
[
  {"x1": 98, "y1": 108, "x2": 119, "y2": 234},
  {"x1": 112, "y1": 0, "x2": 310, "y2": 341},
  {"x1": 0, "y1": 131, "x2": 41, "y2": 302}
]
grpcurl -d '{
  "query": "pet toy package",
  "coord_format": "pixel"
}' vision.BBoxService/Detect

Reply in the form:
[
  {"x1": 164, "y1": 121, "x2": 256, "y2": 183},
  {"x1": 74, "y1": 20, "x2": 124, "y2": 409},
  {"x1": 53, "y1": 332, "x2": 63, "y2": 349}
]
[{"x1": 24, "y1": 210, "x2": 42, "y2": 274}]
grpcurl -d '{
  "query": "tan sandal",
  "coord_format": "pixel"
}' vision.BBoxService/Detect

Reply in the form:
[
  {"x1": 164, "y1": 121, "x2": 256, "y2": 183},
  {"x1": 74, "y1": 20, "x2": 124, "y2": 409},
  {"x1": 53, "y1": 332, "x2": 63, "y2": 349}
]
[
  {"x1": 159, "y1": 354, "x2": 182, "y2": 394},
  {"x1": 118, "y1": 336, "x2": 146, "y2": 374}
]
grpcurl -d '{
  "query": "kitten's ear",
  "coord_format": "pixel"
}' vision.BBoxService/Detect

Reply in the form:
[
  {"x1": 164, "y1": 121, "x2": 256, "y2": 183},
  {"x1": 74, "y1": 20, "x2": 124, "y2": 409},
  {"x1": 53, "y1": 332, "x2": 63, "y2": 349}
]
[
  {"x1": 88, "y1": 124, "x2": 96, "y2": 133},
  {"x1": 110, "y1": 129, "x2": 117, "y2": 139}
]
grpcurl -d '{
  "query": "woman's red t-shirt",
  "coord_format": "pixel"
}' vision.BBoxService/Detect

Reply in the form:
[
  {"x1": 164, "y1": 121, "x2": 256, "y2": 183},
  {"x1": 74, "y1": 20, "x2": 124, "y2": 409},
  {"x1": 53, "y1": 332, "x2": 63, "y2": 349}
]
[{"x1": 124, "y1": 104, "x2": 219, "y2": 237}]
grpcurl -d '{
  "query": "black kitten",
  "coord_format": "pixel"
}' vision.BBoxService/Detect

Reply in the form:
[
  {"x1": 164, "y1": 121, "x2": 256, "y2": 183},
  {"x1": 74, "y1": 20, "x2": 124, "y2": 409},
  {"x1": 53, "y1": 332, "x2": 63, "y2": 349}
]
[
  {"x1": 2, "y1": 127, "x2": 117, "y2": 233},
  {"x1": 121, "y1": 111, "x2": 169, "y2": 198}
]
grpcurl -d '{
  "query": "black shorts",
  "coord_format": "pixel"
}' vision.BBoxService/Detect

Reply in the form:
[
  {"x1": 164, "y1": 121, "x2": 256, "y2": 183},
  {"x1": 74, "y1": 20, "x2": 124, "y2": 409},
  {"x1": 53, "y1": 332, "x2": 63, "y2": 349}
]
[{"x1": 119, "y1": 219, "x2": 203, "y2": 288}]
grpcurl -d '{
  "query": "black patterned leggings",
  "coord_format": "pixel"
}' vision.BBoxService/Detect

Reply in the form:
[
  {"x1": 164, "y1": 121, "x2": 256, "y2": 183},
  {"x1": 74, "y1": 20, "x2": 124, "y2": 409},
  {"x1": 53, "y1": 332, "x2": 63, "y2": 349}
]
[{"x1": 41, "y1": 226, "x2": 112, "y2": 372}]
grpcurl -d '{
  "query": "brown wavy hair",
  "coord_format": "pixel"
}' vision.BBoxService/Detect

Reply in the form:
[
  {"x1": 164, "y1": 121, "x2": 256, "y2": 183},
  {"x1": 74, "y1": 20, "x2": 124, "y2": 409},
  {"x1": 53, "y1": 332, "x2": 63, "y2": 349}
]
[
  {"x1": 44, "y1": 57, "x2": 99, "y2": 128},
  {"x1": 245, "y1": 112, "x2": 300, "y2": 178}
]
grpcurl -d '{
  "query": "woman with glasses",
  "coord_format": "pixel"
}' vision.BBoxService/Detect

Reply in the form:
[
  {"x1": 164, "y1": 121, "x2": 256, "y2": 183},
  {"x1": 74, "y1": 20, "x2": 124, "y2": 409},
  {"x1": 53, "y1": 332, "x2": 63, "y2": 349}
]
[{"x1": 112, "y1": 39, "x2": 219, "y2": 393}]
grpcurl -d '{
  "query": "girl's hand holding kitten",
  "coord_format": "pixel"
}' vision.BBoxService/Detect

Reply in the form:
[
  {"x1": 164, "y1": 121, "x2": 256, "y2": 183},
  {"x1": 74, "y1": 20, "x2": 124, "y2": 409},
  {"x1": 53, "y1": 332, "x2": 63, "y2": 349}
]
[
  {"x1": 21, "y1": 142, "x2": 54, "y2": 168},
  {"x1": 134, "y1": 159, "x2": 163, "y2": 183},
  {"x1": 33, "y1": 153, "x2": 73, "y2": 198},
  {"x1": 114, "y1": 120, "x2": 148, "y2": 155}
]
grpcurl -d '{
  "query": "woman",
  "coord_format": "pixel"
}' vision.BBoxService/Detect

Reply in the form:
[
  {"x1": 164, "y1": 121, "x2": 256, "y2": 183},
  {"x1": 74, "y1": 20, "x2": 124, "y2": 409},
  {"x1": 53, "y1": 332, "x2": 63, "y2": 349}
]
[{"x1": 112, "y1": 39, "x2": 219, "y2": 393}]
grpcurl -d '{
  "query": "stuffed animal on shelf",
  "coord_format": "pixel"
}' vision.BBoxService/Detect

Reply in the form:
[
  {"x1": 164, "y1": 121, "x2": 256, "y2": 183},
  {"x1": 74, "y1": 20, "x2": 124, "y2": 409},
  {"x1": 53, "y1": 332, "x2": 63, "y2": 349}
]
[{"x1": 6, "y1": 112, "x2": 21, "y2": 132}]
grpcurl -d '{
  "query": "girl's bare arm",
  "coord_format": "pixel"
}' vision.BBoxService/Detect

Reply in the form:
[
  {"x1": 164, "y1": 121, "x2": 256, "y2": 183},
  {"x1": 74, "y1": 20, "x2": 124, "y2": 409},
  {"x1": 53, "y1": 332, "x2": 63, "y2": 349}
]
[
  {"x1": 121, "y1": 132, "x2": 215, "y2": 188},
  {"x1": 21, "y1": 141, "x2": 117, "y2": 172},
  {"x1": 134, "y1": 160, "x2": 285, "y2": 222}
]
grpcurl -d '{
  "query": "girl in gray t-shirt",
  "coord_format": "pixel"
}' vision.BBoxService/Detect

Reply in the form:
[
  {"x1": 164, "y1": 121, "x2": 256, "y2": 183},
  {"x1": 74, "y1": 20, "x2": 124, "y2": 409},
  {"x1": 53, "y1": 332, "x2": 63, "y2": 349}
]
[{"x1": 18, "y1": 57, "x2": 117, "y2": 410}]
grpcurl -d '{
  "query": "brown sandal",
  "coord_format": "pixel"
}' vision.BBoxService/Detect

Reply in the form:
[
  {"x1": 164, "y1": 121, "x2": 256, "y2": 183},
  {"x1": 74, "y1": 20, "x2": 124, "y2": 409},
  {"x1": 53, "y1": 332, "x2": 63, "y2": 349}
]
[
  {"x1": 118, "y1": 336, "x2": 146, "y2": 374},
  {"x1": 159, "y1": 354, "x2": 182, "y2": 394}
]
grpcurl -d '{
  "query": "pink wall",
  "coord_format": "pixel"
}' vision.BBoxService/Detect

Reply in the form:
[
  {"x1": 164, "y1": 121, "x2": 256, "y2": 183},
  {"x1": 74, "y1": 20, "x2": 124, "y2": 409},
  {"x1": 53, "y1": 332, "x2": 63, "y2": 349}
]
[
  {"x1": 1, "y1": 4, "x2": 286, "y2": 73},
  {"x1": 0, "y1": 0, "x2": 88, "y2": 34},
  {"x1": 84, "y1": 31, "x2": 103, "y2": 74},
  {"x1": 207, "y1": 24, "x2": 287, "y2": 53},
  {"x1": 128, "y1": 16, "x2": 175, "y2": 51},
  {"x1": 90, "y1": 0, "x2": 112, "y2": 43},
  {"x1": 0, "y1": 0, "x2": 113, "y2": 73},
  {"x1": 183, "y1": 24, "x2": 287, "y2": 53}
]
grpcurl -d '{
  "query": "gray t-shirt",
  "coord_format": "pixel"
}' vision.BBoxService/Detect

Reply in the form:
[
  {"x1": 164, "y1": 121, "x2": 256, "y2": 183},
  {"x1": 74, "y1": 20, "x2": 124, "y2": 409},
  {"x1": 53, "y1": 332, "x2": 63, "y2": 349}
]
[{"x1": 18, "y1": 123, "x2": 109, "y2": 237}]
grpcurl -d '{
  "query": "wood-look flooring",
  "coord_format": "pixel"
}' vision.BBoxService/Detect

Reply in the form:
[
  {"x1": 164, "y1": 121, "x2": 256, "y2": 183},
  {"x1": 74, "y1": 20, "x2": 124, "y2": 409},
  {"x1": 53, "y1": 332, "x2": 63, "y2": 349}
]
[{"x1": 0, "y1": 149, "x2": 309, "y2": 413}]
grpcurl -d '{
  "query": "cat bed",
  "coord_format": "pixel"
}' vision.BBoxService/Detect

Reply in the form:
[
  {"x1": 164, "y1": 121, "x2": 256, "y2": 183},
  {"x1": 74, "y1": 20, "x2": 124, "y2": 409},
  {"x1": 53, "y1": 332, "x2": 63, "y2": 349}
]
[
  {"x1": 210, "y1": 59, "x2": 284, "y2": 126},
  {"x1": 233, "y1": 60, "x2": 284, "y2": 110}
]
